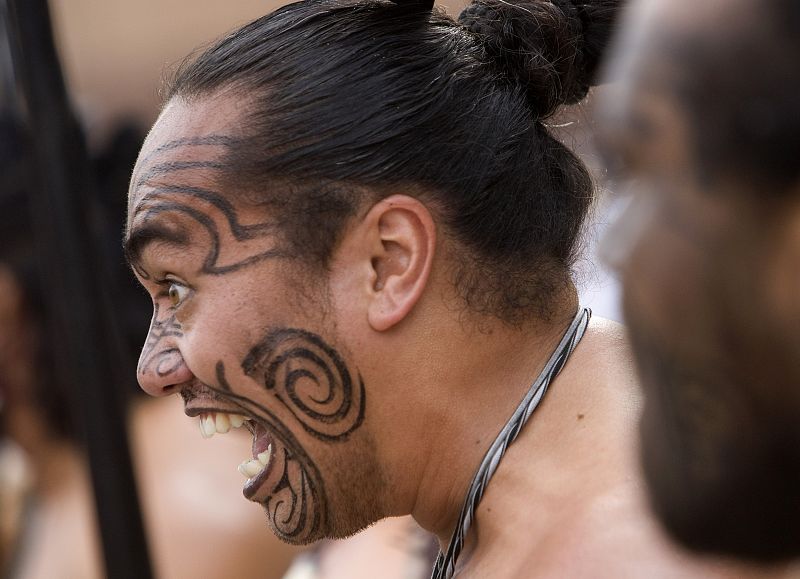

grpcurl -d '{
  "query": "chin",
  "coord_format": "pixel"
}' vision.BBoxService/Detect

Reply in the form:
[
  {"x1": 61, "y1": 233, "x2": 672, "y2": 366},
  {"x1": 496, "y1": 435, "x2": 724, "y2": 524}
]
[
  {"x1": 638, "y1": 364, "x2": 800, "y2": 564},
  {"x1": 264, "y1": 510, "x2": 326, "y2": 546},
  {"x1": 642, "y1": 437, "x2": 800, "y2": 562}
]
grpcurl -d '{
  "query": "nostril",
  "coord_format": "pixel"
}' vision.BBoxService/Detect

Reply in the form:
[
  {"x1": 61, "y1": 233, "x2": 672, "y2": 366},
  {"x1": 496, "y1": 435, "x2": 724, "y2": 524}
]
[
  {"x1": 137, "y1": 345, "x2": 193, "y2": 397},
  {"x1": 162, "y1": 383, "x2": 180, "y2": 395}
]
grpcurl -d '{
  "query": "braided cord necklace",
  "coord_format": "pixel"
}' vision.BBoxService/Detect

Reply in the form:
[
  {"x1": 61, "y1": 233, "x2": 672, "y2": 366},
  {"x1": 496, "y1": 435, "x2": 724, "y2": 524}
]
[{"x1": 430, "y1": 307, "x2": 592, "y2": 579}]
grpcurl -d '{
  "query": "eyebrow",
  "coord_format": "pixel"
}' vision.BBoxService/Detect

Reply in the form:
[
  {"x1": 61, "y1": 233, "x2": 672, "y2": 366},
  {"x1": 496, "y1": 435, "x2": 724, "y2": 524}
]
[{"x1": 124, "y1": 221, "x2": 191, "y2": 271}]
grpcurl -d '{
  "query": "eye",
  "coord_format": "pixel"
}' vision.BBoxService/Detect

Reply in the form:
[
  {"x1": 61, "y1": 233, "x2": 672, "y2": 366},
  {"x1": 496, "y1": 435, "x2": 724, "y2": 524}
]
[{"x1": 167, "y1": 282, "x2": 190, "y2": 308}]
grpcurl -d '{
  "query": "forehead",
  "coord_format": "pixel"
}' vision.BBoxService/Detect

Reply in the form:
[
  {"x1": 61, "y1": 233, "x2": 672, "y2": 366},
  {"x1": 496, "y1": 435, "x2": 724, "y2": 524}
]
[
  {"x1": 594, "y1": 0, "x2": 753, "y2": 178},
  {"x1": 137, "y1": 95, "x2": 241, "y2": 165},
  {"x1": 126, "y1": 94, "x2": 289, "y2": 277},
  {"x1": 127, "y1": 95, "x2": 243, "y2": 223},
  {"x1": 601, "y1": 0, "x2": 751, "y2": 102}
]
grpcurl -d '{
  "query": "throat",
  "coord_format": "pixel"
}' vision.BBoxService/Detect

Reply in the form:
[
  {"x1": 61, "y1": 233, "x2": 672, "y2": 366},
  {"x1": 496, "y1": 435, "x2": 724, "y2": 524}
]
[{"x1": 426, "y1": 308, "x2": 592, "y2": 578}]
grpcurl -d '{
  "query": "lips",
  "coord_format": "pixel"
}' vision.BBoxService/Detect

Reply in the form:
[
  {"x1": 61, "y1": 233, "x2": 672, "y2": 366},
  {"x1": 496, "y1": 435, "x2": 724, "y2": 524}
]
[
  {"x1": 242, "y1": 419, "x2": 276, "y2": 500},
  {"x1": 189, "y1": 398, "x2": 324, "y2": 543},
  {"x1": 194, "y1": 410, "x2": 276, "y2": 501}
]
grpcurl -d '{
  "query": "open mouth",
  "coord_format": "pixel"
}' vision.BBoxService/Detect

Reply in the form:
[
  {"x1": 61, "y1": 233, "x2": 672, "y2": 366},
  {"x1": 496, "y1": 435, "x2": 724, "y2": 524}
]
[{"x1": 197, "y1": 411, "x2": 275, "y2": 501}]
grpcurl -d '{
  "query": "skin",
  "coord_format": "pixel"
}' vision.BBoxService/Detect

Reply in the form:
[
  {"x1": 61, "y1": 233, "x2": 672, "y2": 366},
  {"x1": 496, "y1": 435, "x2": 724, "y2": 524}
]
[
  {"x1": 126, "y1": 92, "x2": 794, "y2": 576},
  {"x1": 595, "y1": 0, "x2": 800, "y2": 565}
]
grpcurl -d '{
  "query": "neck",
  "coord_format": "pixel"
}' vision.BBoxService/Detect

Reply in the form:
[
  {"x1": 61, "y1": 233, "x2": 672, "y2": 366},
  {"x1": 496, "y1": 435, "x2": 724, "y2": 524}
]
[{"x1": 369, "y1": 286, "x2": 582, "y2": 545}]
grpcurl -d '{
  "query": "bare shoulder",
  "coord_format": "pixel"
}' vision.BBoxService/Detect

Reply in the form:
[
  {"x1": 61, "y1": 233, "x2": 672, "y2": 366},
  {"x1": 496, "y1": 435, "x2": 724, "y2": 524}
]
[
  {"x1": 582, "y1": 316, "x2": 631, "y2": 355},
  {"x1": 496, "y1": 490, "x2": 774, "y2": 579},
  {"x1": 587, "y1": 314, "x2": 627, "y2": 336},
  {"x1": 552, "y1": 315, "x2": 638, "y2": 401},
  {"x1": 563, "y1": 315, "x2": 635, "y2": 383}
]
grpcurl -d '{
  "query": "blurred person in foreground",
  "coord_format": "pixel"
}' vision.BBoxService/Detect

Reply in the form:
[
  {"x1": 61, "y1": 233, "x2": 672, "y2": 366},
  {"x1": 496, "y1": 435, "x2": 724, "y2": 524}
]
[
  {"x1": 124, "y1": 0, "x2": 793, "y2": 576},
  {"x1": 595, "y1": 0, "x2": 800, "y2": 568},
  {"x1": 0, "y1": 115, "x2": 302, "y2": 578}
]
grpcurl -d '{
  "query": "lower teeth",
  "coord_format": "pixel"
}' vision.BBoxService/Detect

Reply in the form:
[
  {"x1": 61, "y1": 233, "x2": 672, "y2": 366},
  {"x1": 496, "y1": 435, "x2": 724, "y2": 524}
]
[
  {"x1": 238, "y1": 459, "x2": 263, "y2": 478},
  {"x1": 237, "y1": 443, "x2": 272, "y2": 480}
]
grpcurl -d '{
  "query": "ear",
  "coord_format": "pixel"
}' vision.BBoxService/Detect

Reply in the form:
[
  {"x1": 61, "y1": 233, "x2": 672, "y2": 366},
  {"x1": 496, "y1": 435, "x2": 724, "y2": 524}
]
[{"x1": 363, "y1": 194, "x2": 436, "y2": 332}]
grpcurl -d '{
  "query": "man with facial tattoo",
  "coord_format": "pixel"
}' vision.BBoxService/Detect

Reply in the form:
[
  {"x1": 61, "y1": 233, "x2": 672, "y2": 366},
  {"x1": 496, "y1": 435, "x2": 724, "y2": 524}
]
[{"x1": 125, "y1": 0, "x2": 786, "y2": 576}]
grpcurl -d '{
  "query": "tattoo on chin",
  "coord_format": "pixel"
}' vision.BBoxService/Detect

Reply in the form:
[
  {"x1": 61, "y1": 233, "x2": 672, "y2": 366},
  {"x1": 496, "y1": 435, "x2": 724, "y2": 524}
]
[
  {"x1": 217, "y1": 361, "x2": 324, "y2": 542},
  {"x1": 211, "y1": 328, "x2": 366, "y2": 543}
]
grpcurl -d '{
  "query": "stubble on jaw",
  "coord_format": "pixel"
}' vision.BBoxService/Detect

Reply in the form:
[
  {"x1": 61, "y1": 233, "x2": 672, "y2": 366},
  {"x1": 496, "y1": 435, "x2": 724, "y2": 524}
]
[
  {"x1": 210, "y1": 323, "x2": 386, "y2": 544},
  {"x1": 625, "y1": 200, "x2": 800, "y2": 560}
]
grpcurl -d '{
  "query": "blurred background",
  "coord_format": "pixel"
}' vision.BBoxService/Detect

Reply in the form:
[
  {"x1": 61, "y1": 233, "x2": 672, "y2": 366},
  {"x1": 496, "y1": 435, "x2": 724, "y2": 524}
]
[{"x1": 0, "y1": 1, "x2": 621, "y2": 578}]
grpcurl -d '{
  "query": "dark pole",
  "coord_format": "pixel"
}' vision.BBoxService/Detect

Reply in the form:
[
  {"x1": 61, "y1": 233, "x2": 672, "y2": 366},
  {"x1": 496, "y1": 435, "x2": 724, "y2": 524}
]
[{"x1": 4, "y1": 1, "x2": 154, "y2": 577}]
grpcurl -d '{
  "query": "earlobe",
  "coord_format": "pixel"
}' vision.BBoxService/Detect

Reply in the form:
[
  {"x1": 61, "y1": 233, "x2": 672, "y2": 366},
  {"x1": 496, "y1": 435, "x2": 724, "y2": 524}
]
[{"x1": 365, "y1": 195, "x2": 436, "y2": 332}]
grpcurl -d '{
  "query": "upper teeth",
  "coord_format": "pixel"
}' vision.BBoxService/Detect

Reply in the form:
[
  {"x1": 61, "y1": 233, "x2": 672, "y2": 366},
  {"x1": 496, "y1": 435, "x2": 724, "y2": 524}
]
[
  {"x1": 197, "y1": 412, "x2": 270, "y2": 483},
  {"x1": 199, "y1": 412, "x2": 248, "y2": 438}
]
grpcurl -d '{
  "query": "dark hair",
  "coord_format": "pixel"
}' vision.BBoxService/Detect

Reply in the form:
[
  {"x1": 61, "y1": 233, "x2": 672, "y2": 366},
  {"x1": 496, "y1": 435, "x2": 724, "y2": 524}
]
[
  {"x1": 670, "y1": 0, "x2": 799, "y2": 193},
  {"x1": 170, "y1": 0, "x2": 621, "y2": 322},
  {"x1": 0, "y1": 114, "x2": 70, "y2": 440}
]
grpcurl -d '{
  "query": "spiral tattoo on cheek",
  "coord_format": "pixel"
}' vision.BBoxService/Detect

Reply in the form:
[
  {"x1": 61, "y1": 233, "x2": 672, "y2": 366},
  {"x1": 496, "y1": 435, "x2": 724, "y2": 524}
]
[
  {"x1": 212, "y1": 328, "x2": 366, "y2": 543},
  {"x1": 242, "y1": 328, "x2": 366, "y2": 441}
]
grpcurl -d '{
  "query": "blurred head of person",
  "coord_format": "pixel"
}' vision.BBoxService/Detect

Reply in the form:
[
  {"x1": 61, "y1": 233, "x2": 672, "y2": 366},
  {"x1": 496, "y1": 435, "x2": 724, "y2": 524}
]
[
  {"x1": 0, "y1": 113, "x2": 67, "y2": 451},
  {"x1": 595, "y1": 0, "x2": 800, "y2": 564}
]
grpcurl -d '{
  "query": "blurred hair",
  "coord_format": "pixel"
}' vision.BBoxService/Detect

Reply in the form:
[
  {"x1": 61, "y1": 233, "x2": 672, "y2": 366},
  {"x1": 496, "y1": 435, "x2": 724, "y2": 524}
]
[
  {"x1": 0, "y1": 112, "x2": 149, "y2": 442},
  {"x1": 670, "y1": 0, "x2": 799, "y2": 192}
]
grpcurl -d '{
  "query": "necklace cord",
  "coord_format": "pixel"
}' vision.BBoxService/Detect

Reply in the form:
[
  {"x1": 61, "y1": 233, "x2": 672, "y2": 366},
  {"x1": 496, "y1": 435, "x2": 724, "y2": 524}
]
[{"x1": 431, "y1": 307, "x2": 592, "y2": 579}]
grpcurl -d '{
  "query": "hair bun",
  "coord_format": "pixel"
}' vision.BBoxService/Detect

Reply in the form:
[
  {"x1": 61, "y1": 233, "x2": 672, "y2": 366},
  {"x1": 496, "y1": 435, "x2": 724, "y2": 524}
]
[{"x1": 459, "y1": 0, "x2": 620, "y2": 119}]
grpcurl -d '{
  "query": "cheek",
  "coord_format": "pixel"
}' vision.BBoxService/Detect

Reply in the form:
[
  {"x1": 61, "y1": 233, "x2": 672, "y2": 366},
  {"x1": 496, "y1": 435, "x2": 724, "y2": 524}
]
[
  {"x1": 622, "y1": 210, "x2": 769, "y2": 464},
  {"x1": 177, "y1": 284, "x2": 292, "y2": 386},
  {"x1": 619, "y1": 212, "x2": 737, "y2": 427},
  {"x1": 178, "y1": 302, "x2": 254, "y2": 384},
  {"x1": 621, "y1": 216, "x2": 708, "y2": 336}
]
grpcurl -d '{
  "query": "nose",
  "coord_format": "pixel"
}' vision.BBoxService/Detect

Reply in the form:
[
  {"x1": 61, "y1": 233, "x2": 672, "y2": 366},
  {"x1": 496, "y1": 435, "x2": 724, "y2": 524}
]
[
  {"x1": 137, "y1": 345, "x2": 194, "y2": 396},
  {"x1": 597, "y1": 192, "x2": 658, "y2": 274},
  {"x1": 137, "y1": 307, "x2": 194, "y2": 396}
]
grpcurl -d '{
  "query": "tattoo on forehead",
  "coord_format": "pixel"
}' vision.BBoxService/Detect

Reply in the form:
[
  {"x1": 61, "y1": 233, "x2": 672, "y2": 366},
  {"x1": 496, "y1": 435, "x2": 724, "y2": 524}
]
[
  {"x1": 137, "y1": 135, "x2": 237, "y2": 168},
  {"x1": 133, "y1": 160, "x2": 227, "y2": 191},
  {"x1": 129, "y1": 135, "x2": 235, "y2": 212},
  {"x1": 208, "y1": 329, "x2": 366, "y2": 543},
  {"x1": 138, "y1": 302, "x2": 185, "y2": 377},
  {"x1": 129, "y1": 135, "x2": 289, "y2": 276}
]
